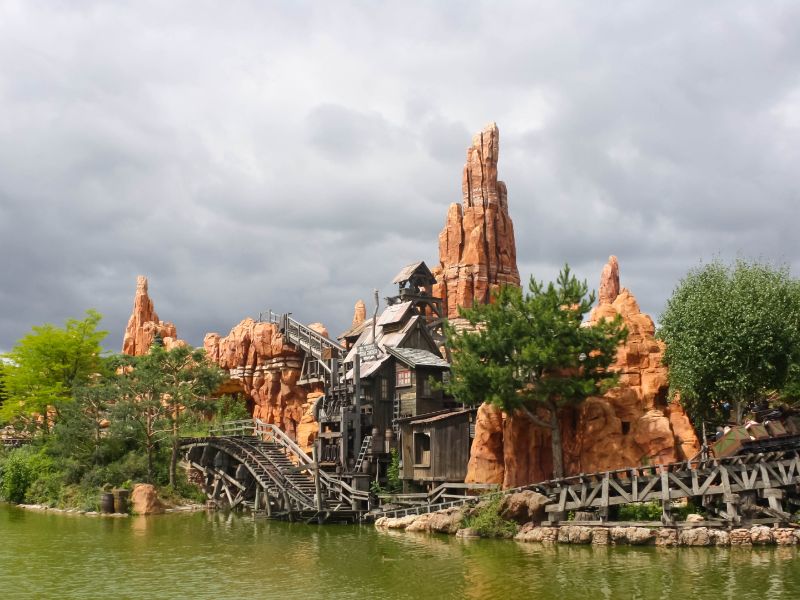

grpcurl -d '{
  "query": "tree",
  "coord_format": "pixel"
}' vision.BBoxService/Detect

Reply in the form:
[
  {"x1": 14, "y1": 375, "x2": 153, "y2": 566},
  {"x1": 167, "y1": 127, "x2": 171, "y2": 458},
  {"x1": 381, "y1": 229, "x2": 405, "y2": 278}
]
[
  {"x1": 658, "y1": 260, "x2": 800, "y2": 426},
  {"x1": 446, "y1": 266, "x2": 627, "y2": 479},
  {"x1": 110, "y1": 345, "x2": 224, "y2": 485},
  {"x1": 0, "y1": 310, "x2": 106, "y2": 431}
]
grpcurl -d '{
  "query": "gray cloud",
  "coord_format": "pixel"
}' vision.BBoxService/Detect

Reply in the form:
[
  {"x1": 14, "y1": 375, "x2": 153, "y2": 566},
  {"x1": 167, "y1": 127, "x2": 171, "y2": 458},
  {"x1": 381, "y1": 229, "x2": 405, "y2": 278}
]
[{"x1": 1, "y1": 1, "x2": 799, "y2": 353}]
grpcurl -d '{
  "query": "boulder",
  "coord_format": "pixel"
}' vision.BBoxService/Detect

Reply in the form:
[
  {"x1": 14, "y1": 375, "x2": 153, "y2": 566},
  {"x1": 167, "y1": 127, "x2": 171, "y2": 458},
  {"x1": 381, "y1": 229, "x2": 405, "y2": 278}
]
[
  {"x1": 730, "y1": 529, "x2": 752, "y2": 545},
  {"x1": 685, "y1": 513, "x2": 704, "y2": 524},
  {"x1": 679, "y1": 527, "x2": 711, "y2": 546},
  {"x1": 610, "y1": 526, "x2": 655, "y2": 545},
  {"x1": 656, "y1": 528, "x2": 678, "y2": 547},
  {"x1": 130, "y1": 484, "x2": 165, "y2": 515},
  {"x1": 750, "y1": 525, "x2": 773, "y2": 545},
  {"x1": 774, "y1": 528, "x2": 797, "y2": 546},
  {"x1": 514, "y1": 525, "x2": 558, "y2": 543},
  {"x1": 499, "y1": 490, "x2": 550, "y2": 524}
]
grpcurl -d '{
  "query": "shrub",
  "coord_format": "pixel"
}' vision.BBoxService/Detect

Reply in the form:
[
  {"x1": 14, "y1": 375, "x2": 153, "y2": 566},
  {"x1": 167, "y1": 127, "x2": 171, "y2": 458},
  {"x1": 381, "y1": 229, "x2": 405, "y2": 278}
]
[
  {"x1": 616, "y1": 502, "x2": 663, "y2": 521},
  {"x1": 461, "y1": 495, "x2": 519, "y2": 538},
  {"x1": 0, "y1": 446, "x2": 55, "y2": 504}
]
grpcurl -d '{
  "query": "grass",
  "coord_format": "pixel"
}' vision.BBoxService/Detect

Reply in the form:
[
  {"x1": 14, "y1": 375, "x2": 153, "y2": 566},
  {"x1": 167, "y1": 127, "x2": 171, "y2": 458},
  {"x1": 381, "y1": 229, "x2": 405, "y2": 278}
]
[{"x1": 460, "y1": 494, "x2": 519, "y2": 538}]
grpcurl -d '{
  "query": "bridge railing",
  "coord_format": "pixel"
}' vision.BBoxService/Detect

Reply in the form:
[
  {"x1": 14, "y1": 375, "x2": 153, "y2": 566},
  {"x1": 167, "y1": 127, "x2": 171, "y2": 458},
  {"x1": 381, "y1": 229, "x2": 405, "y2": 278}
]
[{"x1": 252, "y1": 419, "x2": 370, "y2": 506}]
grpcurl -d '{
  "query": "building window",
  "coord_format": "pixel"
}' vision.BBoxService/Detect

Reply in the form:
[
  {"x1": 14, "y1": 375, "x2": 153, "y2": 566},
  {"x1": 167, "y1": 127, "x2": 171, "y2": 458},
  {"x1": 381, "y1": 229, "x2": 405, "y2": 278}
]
[
  {"x1": 421, "y1": 375, "x2": 431, "y2": 397},
  {"x1": 380, "y1": 376, "x2": 388, "y2": 400},
  {"x1": 396, "y1": 369, "x2": 412, "y2": 387},
  {"x1": 414, "y1": 432, "x2": 431, "y2": 467}
]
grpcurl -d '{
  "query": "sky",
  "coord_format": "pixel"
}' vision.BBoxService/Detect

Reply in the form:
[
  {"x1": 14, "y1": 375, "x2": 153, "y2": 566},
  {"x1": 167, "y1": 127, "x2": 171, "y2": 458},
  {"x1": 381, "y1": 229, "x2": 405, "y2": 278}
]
[{"x1": 1, "y1": 1, "x2": 799, "y2": 353}]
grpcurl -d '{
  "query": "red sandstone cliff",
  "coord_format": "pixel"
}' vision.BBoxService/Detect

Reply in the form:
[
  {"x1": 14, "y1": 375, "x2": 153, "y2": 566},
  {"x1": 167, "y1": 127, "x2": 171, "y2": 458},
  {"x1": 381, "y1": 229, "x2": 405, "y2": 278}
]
[
  {"x1": 432, "y1": 122, "x2": 520, "y2": 318},
  {"x1": 466, "y1": 257, "x2": 701, "y2": 487},
  {"x1": 121, "y1": 276, "x2": 185, "y2": 356},
  {"x1": 203, "y1": 319, "x2": 324, "y2": 449}
]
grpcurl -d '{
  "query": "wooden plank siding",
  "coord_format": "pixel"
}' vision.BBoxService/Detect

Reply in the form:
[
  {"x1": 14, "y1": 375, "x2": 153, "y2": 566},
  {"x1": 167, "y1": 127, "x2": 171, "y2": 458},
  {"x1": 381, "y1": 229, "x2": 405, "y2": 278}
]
[{"x1": 400, "y1": 412, "x2": 473, "y2": 483}]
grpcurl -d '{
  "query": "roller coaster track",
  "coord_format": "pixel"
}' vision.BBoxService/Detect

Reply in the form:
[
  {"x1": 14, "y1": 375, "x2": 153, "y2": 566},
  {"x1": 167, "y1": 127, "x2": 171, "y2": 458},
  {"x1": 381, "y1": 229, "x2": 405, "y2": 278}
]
[
  {"x1": 371, "y1": 447, "x2": 800, "y2": 525},
  {"x1": 181, "y1": 420, "x2": 369, "y2": 521}
]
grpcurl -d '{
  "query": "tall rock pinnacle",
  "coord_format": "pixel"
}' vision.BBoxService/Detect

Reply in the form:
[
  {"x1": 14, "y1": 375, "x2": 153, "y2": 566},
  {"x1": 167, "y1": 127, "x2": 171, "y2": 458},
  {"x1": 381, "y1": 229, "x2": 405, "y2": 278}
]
[
  {"x1": 433, "y1": 122, "x2": 520, "y2": 318},
  {"x1": 598, "y1": 255, "x2": 620, "y2": 305},
  {"x1": 121, "y1": 276, "x2": 183, "y2": 355}
]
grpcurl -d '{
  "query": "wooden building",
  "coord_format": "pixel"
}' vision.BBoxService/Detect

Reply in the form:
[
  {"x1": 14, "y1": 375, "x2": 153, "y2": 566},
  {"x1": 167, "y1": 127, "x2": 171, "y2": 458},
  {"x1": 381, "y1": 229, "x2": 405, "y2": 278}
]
[{"x1": 397, "y1": 408, "x2": 477, "y2": 491}]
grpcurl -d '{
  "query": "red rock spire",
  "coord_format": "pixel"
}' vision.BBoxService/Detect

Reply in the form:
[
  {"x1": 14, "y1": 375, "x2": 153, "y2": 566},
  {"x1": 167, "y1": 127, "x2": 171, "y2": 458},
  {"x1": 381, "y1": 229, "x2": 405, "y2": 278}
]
[
  {"x1": 433, "y1": 122, "x2": 520, "y2": 318},
  {"x1": 121, "y1": 276, "x2": 181, "y2": 356}
]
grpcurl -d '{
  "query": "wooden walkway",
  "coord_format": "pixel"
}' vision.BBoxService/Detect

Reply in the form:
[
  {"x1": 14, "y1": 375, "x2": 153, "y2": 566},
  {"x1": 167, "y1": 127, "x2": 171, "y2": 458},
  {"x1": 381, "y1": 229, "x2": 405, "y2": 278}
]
[
  {"x1": 369, "y1": 447, "x2": 800, "y2": 525},
  {"x1": 181, "y1": 420, "x2": 369, "y2": 523}
]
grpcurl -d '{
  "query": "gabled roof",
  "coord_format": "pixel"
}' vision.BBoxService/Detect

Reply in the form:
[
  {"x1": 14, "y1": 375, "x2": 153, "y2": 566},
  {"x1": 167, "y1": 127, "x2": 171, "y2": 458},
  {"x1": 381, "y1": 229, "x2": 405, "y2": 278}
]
[
  {"x1": 377, "y1": 301, "x2": 412, "y2": 327},
  {"x1": 392, "y1": 261, "x2": 437, "y2": 286},
  {"x1": 386, "y1": 346, "x2": 449, "y2": 369},
  {"x1": 339, "y1": 317, "x2": 373, "y2": 341},
  {"x1": 397, "y1": 407, "x2": 477, "y2": 425}
]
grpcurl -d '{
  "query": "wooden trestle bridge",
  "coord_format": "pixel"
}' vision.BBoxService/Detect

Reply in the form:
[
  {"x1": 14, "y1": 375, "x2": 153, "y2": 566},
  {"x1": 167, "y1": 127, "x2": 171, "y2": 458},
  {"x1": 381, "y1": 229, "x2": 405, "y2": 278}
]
[
  {"x1": 183, "y1": 418, "x2": 800, "y2": 527},
  {"x1": 181, "y1": 420, "x2": 370, "y2": 523}
]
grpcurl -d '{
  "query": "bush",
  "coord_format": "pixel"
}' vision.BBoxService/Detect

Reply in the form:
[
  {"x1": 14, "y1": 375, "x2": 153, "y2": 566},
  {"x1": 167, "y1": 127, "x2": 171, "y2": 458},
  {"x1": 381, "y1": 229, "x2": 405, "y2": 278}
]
[
  {"x1": 616, "y1": 502, "x2": 663, "y2": 521},
  {"x1": 25, "y1": 470, "x2": 64, "y2": 506},
  {"x1": 0, "y1": 446, "x2": 55, "y2": 504},
  {"x1": 461, "y1": 495, "x2": 519, "y2": 538}
]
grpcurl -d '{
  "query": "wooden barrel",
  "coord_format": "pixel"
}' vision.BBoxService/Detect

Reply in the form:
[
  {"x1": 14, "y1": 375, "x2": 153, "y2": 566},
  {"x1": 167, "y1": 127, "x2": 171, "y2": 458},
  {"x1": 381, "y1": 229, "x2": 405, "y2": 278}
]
[
  {"x1": 113, "y1": 489, "x2": 129, "y2": 514},
  {"x1": 100, "y1": 492, "x2": 115, "y2": 514}
]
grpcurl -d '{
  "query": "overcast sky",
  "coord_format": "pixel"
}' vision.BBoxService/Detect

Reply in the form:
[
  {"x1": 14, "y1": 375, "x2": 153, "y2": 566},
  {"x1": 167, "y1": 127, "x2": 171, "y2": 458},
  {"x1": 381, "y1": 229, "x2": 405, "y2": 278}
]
[{"x1": 1, "y1": 1, "x2": 799, "y2": 353}]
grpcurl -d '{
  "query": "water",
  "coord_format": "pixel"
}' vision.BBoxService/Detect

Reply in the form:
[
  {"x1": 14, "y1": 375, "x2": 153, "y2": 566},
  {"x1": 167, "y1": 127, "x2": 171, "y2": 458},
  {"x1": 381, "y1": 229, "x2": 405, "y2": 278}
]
[{"x1": 1, "y1": 505, "x2": 799, "y2": 599}]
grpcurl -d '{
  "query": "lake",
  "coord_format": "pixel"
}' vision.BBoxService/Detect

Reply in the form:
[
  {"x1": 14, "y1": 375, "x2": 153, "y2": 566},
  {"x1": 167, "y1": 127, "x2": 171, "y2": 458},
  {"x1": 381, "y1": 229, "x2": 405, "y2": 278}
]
[{"x1": 1, "y1": 505, "x2": 798, "y2": 599}]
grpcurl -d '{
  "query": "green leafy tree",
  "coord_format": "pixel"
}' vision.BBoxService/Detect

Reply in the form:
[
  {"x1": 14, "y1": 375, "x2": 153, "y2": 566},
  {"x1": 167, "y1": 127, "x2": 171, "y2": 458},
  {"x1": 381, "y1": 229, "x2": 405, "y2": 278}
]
[
  {"x1": 446, "y1": 266, "x2": 627, "y2": 479},
  {"x1": 0, "y1": 310, "x2": 106, "y2": 431},
  {"x1": 658, "y1": 260, "x2": 800, "y2": 426},
  {"x1": 110, "y1": 345, "x2": 224, "y2": 485},
  {"x1": 0, "y1": 362, "x2": 8, "y2": 407}
]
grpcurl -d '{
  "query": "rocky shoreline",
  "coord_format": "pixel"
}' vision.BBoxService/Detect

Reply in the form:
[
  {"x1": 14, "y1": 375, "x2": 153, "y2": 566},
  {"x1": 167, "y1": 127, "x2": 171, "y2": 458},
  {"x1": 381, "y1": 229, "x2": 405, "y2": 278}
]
[
  {"x1": 13, "y1": 502, "x2": 207, "y2": 517},
  {"x1": 374, "y1": 491, "x2": 800, "y2": 547},
  {"x1": 376, "y1": 508, "x2": 800, "y2": 547}
]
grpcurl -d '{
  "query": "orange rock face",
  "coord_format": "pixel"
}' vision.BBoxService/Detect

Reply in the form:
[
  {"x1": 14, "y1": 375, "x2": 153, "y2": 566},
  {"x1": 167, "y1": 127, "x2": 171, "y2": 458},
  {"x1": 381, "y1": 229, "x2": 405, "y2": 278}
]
[
  {"x1": 432, "y1": 122, "x2": 520, "y2": 318},
  {"x1": 121, "y1": 276, "x2": 185, "y2": 356},
  {"x1": 465, "y1": 257, "x2": 701, "y2": 487},
  {"x1": 203, "y1": 318, "x2": 324, "y2": 451},
  {"x1": 351, "y1": 300, "x2": 366, "y2": 328}
]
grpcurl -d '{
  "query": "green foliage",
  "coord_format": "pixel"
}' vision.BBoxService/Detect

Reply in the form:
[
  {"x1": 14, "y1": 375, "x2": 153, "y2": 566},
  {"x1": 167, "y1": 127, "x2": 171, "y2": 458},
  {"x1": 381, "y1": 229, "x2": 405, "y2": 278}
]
[
  {"x1": 461, "y1": 495, "x2": 519, "y2": 538},
  {"x1": 371, "y1": 449, "x2": 402, "y2": 495},
  {"x1": 386, "y1": 448, "x2": 401, "y2": 493},
  {"x1": 0, "y1": 310, "x2": 106, "y2": 429},
  {"x1": 658, "y1": 260, "x2": 800, "y2": 426},
  {"x1": 446, "y1": 265, "x2": 627, "y2": 476},
  {"x1": 106, "y1": 345, "x2": 224, "y2": 485},
  {"x1": 0, "y1": 446, "x2": 54, "y2": 504},
  {"x1": 616, "y1": 502, "x2": 663, "y2": 522},
  {"x1": 447, "y1": 266, "x2": 626, "y2": 413}
]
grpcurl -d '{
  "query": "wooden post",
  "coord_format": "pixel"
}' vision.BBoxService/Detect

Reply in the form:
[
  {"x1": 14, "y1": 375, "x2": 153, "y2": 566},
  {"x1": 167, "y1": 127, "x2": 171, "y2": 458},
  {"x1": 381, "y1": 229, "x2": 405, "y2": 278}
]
[
  {"x1": 660, "y1": 471, "x2": 673, "y2": 524},
  {"x1": 353, "y1": 356, "x2": 362, "y2": 473},
  {"x1": 313, "y1": 447, "x2": 323, "y2": 512}
]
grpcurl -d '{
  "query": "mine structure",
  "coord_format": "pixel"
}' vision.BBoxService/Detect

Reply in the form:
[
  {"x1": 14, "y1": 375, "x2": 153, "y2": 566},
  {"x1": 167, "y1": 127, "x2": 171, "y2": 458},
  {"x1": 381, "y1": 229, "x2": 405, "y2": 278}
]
[{"x1": 168, "y1": 122, "x2": 800, "y2": 527}]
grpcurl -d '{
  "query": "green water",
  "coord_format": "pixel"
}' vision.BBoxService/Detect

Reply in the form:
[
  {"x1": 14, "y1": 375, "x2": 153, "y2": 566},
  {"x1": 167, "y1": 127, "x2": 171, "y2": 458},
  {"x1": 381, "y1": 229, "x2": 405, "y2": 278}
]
[{"x1": 1, "y1": 505, "x2": 799, "y2": 599}]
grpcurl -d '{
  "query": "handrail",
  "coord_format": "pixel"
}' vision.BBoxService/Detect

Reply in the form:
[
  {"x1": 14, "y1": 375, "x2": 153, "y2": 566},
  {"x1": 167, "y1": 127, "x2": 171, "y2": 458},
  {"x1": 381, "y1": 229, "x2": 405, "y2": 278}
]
[{"x1": 252, "y1": 419, "x2": 369, "y2": 505}]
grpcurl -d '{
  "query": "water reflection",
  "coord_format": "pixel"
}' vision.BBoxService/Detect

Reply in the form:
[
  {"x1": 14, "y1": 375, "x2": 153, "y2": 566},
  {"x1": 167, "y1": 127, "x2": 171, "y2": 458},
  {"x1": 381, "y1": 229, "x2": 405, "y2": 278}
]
[{"x1": 2, "y1": 505, "x2": 799, "y2": 600}]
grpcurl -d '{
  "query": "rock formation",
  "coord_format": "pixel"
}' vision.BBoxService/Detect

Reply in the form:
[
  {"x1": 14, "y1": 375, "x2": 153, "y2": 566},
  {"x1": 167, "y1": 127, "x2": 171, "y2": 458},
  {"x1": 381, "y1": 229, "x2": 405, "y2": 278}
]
[
  {"x1": 432, "y1": 122, "x2": 520, "y2": 318},
  {"x1": 351, "y1": 300, "x2": 366, "y2": 328},
  {"x1": 466, "y1": 256, "x2": 701, "y2": 488},
  {"x1": 121, "y1": 276, "x2": 185, "y2": 356},
  {"x1": 203, "y1": 318, "x2": 322, "y2": 446}
]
